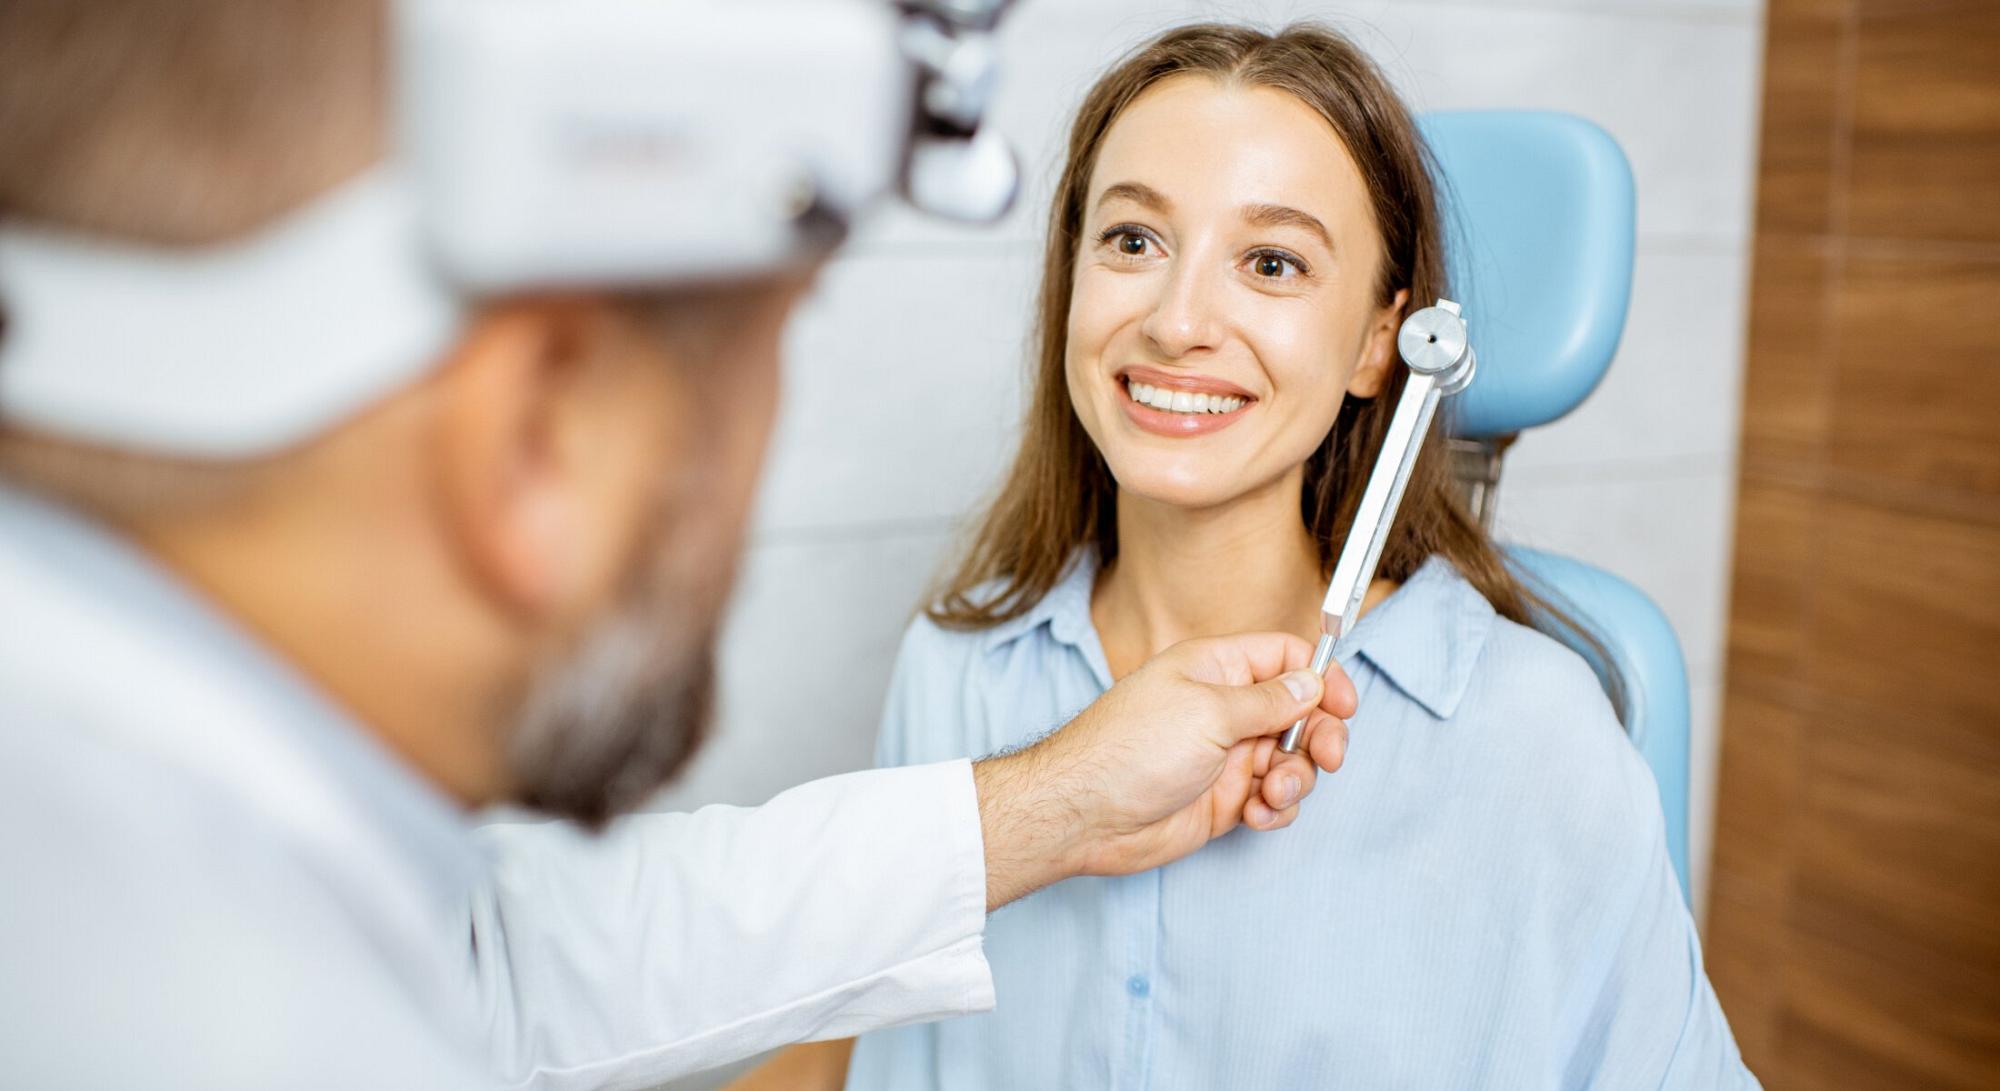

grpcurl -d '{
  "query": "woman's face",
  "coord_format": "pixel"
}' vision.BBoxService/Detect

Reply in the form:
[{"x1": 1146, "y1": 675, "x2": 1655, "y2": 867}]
[{"x1": 1066, "y1": 75, "x2": 1407, "y2": 511}]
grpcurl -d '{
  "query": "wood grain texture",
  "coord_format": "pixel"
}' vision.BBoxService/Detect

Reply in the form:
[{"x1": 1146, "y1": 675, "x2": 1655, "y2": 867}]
[
  {"x1": 1782, "y1": 698, "x2": 2000, "y2": 1088},
  {"x1": 1756, "y1": 0, "x2": 1852, "y2": 237},
  {"x1": 1828, "y1": 256, "x2": 2000, "y2": 500},
  {"x1": 1806, "y1": 498, "x2": 2000, "y2": 740},
  {"x1": 1739, "y1": 239, "x2": 1837, "y2": 467},
  {"x1": 1708, "y1": 0, "x2": 2000, "y2": 1086},
  {"x1": 1705, "y1": 683, "x2": 1807, "y2": 1063},
  {"x1": 1724, "y1": 478, "x2": 1819, "y2": 680},
  {"x1": 1846, "y1": 3, "x2": 2000, "y2": 244}
]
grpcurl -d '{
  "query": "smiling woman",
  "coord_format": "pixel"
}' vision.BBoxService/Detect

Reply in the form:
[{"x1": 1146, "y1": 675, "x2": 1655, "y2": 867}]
[{"x1": 734, "y1": 20, "x2": 1756, "y2": 1091}]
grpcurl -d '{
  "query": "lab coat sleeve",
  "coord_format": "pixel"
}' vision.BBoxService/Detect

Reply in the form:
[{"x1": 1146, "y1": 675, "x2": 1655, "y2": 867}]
[{"x1": 465, "y1": 760, "x2": 995, "y2": 1090}]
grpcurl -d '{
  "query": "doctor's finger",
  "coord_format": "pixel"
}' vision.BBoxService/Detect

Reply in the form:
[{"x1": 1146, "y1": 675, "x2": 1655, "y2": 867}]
[
  {"x1": 1245, "y1": 793, "x2": 1300, "y2": 831},
  {"x1": 1318, "y1": 659, "x2": 1359, "y2": 720},
  {"x1": 1259, "y1": 749, "x2": 1317, "y2": 812},
  {"x1": 1301, "y1": 711, "x2": 1350, "y2": 774},
  {"x1": 1251, "y1": 735, "x2": 1278, "y2": 778}
]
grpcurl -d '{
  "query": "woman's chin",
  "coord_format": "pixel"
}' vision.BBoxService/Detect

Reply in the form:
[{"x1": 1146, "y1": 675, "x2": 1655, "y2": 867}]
[{"x1": 1108, "y1": 467, "x2": 1249, "y2": 512}]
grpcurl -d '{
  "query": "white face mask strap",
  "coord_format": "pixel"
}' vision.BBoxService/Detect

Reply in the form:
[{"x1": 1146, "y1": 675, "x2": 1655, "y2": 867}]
[{"x1": 0, "y1": 168, "x2": 464, "y2": 457}]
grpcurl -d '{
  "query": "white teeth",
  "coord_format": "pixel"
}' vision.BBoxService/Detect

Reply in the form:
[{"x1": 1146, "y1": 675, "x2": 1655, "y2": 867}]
[{"x1": 1125, "y1": 379, "x2": 1247, "y2": 414}]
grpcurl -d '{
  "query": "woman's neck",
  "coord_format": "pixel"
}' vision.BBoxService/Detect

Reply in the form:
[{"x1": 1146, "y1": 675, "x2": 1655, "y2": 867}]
[{"x1": 1092, "y1": 469, "x2": 1329, "y2": 679}]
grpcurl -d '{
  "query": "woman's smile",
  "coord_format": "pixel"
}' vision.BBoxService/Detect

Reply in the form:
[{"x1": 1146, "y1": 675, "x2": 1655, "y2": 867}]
[{"x1": 1115, "y1": 364, "x2": 1256, "y2": 437}]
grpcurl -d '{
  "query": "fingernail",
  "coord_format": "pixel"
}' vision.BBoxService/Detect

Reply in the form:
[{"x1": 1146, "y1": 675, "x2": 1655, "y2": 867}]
[
  {"x1": 1282, "y1": 670, "x2": 1318, "y2": 702},
  {"x1": 1279, "y1": 775, "x2": 1301, "y2": 805}
]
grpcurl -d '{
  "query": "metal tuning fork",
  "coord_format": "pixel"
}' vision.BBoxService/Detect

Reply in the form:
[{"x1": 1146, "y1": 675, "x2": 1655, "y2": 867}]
[{"x1": 1278, "y1": 298, "x2": 1478, "y2": 753}]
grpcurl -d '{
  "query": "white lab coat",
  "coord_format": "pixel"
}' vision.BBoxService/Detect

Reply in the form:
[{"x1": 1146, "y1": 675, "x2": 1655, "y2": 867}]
[{"x1": 0, "y1": 485, "x2": 995, "y2": 1089}]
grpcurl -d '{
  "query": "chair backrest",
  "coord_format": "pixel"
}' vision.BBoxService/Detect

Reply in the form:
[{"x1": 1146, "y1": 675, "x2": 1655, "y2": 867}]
[
  {"x1": 1417, "y1": 110, "x2": 1634, "y2": 440},
  {"x1": 1418, "y1": 111, "x2": 1691, "y2": 900}
]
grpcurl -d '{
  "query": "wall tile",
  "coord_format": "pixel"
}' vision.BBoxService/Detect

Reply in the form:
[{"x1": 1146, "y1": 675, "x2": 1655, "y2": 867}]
[
  {"x1": 1494, "y1": 465, "x2": 1740, "y2": 675},
  {"x1": 1506, "y1": 248, "x2": 1751, "y2": 474},
  {"x1": 753, "y1": 251, "x2": 1039, "y2": 533},
  {"x1": 851, "y1": 0, "x2": 1764, "y2": 252},
  {"x1": 1334, "y1": 2, "x2": 1763, "y2": 242}
]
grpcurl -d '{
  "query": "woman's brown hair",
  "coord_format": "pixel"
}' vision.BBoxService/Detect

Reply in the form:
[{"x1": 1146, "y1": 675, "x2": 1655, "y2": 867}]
[{"x1": 928, "y1": 22, "x2": 1624, "y2": 715}]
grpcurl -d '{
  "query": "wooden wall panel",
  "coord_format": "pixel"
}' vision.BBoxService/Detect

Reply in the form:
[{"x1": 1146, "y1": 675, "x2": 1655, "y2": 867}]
[
  {"x1": 1705, "y1": 686, "x2": 1806, "y2": 1061},
  {"x1": 1740, "y1": 241, "x2": 1838, "y2": 466},
  {"x1": 1828, "y1": 258, "x2": 2000, "y2": 499},
  {"x1": 1724, "y1": 478, "x2": 1819, "y2": 679},
  {"x1": 1755, "y1": 0, "x2": 1852, "y2": 237},
  {"x1": 1707, "y1": 0, "x2": 2000, "y2": 1086},
  {"x1": 1846, "y1": 3, "x2": 2000, "y2": 245},
  {"x1": 1807, "y1": 500, "x2": 2000, "y2": 737}
]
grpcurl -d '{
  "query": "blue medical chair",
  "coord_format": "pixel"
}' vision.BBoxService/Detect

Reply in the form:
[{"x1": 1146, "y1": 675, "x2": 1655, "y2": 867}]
[{"x1": 1417, "y1": 111, "x2": 1692, "y2": 902}]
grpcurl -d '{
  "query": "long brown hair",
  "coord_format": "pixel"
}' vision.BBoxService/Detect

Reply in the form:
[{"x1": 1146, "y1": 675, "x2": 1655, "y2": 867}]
[{"x1": 929, "y1": 23, "x2": 1623, "y2": 714}]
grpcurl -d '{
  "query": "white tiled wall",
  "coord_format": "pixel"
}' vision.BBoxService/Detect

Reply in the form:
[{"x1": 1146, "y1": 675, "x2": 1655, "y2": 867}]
[{"x1": 654, "y1": 0, "x2": 1761, "y2": 953}]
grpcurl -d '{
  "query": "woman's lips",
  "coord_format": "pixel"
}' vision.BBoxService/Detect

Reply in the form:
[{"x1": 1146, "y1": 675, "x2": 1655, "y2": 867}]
[
  {"x1": 1116, "y1": 370, "x2": 1255, "y2": 438},
  {"x1": 1117, "y1": 364, "x2": 1256, "y2": 400}
]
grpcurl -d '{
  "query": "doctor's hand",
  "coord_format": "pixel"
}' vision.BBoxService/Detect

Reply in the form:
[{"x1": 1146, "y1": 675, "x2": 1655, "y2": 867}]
[{"x1": 972, "y1": 632, "x2": 1356, "y2": 910}]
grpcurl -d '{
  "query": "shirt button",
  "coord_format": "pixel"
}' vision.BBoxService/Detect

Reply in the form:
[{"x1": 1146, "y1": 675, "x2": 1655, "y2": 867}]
[{"x1": 1126, "y1": 975, "x2": 1151, "y2": 999}]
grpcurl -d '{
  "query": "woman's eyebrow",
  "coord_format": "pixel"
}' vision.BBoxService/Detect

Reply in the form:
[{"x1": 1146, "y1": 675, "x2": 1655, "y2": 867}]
[
  {"x1": 1242, "y1": 203, "x2": 1333, "y2": 250},
  {"x1": 1095, "y1": 181, "x2": 1172, "y2": 214}
]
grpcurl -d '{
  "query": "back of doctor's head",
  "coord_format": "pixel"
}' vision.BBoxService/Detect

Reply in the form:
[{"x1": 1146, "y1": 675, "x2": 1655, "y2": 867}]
[
  {"x1": 0, "y1": 0, "x2": 379, "y2": 509},
  {"x1": 0, "y1": 0, "x2": 785, "y2": 823},
  {"x1": 0, "y1": 0, "x2": 762, "y2": 517}
]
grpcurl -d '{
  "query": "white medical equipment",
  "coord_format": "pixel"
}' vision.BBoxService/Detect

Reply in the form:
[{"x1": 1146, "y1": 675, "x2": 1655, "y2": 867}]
[
  {"x1": 0, "y1": 0, "x2": 1021, "y2": 455},
  {"x1": 1279, "y1": 299, "x2": 1476, "y2": 753}
]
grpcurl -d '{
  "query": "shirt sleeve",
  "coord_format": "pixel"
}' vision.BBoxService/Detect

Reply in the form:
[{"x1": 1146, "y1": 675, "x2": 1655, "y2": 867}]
[
  {"x1": 1563, "y1": 746, "x2": 1762, "y2": 1091},
  {"x1": 464, "y1": 760, "x2": 995, "y2": 1090}
]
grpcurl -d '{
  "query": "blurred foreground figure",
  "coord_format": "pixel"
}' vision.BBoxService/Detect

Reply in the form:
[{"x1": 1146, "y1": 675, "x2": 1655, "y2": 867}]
[{"x1": 0, "y1": 3, "x2": 1353, "y2": 1087}]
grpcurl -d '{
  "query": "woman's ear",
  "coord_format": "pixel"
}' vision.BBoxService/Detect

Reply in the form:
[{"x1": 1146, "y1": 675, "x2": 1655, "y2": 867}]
[{"x1": 1346, "y1": 287, "x2": 1411, "y2": 399}]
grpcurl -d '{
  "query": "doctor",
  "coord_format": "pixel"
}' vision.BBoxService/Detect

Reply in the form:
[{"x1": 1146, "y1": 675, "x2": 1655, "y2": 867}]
[{"x1": 0, "y1": 1, "x2": 1353, "y2": 1088}]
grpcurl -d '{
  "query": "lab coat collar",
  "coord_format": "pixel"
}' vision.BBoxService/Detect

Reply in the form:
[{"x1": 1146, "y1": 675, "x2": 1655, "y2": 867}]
[
  {"x1": 0, "y1": 483, "x2": 482, "y2": 969},
  {"x1": 984, "y1": 546, "x2": 1494, "y2": 720}
]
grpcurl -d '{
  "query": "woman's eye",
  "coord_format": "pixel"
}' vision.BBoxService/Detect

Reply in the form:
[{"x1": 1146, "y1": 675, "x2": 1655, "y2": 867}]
[{"x1": 1250, "y1": 251, "x2": 1304, "y2": 279}]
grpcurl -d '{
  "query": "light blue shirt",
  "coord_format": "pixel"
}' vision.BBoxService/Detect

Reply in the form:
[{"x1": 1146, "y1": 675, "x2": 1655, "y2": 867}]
[{"x1": 849, "y1": 553, "x2": 1757, "y2": 1090}]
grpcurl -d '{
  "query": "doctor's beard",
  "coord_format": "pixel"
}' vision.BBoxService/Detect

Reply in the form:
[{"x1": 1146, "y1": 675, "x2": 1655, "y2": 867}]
[{"x1": 502, "y1": 461, "x2": 737, "y2": 829}]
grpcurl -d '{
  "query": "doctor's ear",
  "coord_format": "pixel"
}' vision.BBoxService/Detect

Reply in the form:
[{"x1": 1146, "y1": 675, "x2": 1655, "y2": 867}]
[
  {"x1": 1346, "y1": 287, "x2": 1410, "y2": 399},
  {"x1": 427, "y1": 296, "x2": 687, "y2": 621}
]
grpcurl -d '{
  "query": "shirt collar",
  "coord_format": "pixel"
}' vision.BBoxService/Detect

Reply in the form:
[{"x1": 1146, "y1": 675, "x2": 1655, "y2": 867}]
[
  {"x1": 985, "y1": 548, "x2": 1494, "y2": 720},
  {"x1": 978, "y1": 547, "x2": 1103, "y2": 653},
  {"x1": 1338, "y1": 555, "x2": 1496, "y2": 720}
]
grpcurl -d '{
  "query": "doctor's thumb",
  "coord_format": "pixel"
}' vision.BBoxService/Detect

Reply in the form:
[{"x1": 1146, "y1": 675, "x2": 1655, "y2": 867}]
[{"x1": 1214, "y1": 669, "x2": 1323, "y2": 743}]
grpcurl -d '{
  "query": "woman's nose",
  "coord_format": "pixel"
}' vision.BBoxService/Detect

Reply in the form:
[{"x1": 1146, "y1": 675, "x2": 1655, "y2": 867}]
[{"x1": 1139, "y1": 261, "x2": 1223, "y2": 359}]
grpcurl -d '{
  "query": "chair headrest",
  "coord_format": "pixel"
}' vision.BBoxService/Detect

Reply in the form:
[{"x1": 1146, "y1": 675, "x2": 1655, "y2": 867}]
[{"x1": 1417, "y1": 111, "x2": 1635, "y2": 439}]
